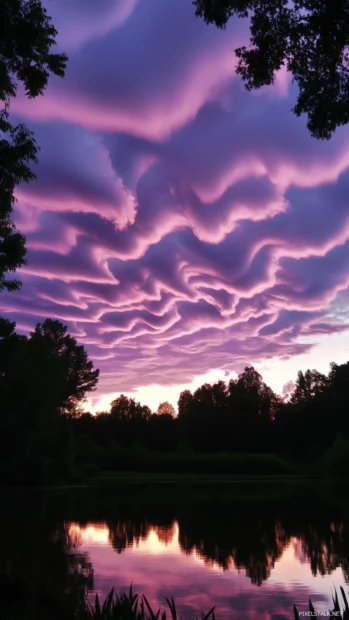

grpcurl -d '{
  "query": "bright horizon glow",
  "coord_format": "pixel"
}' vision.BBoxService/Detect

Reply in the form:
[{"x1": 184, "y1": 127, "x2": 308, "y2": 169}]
[
  {"x1": 84, "y1": 328, "x2": 349, "y2": 414},
  {"x1": 3, "y1": 0, "x2": 349, "y2": 416}
]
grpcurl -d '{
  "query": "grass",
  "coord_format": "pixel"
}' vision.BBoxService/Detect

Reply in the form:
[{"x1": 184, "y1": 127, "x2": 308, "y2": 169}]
[
  {"x1": 294, "y1": 586, "x2": 349, "y2": 619},
  {"x1": 78, "y1": 585, "x2": 349, "y2": 619},
  {"x1": 2, "y1": 574, "x2": 349, "y2": 618},
  {"x1": 77, "y1": 586, "x2": 215, "y2": 620},
  {"x1": 80, "y1": 585, "x2": 349, "y2": 620}
]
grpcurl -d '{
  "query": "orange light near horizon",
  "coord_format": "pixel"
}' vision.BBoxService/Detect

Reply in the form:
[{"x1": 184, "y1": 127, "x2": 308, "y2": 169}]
[
  {"x1": 67, "y1": 521, "x2": 180, "y2": 553},
  {"x1": 69, "y1": 522, "x2": 110, "y2": 545}
]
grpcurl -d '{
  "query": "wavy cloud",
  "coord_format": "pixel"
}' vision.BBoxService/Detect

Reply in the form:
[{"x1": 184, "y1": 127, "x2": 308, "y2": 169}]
[{"x1": 1, "y1": 0, "x2": 349, "y2": 403}]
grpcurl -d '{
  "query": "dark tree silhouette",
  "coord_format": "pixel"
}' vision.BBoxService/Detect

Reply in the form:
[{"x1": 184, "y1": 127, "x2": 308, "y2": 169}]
[
  {"x1": 0, "y1": 318, "x2": 99, "y2": 484},
  {"x1": 193, "y1": 0, "x2": 349, "y2": 140},
  {"x1": 0, "y1": 0, "x2": 67, "y2": 106},
  {"x1": 290, "y1": 369, "x2": 329, "y2": 407},
  {"x1": 0, "y1": 0, "x2": 67, "y2": 290},
  {"x1": 108, "y1": 395, "x2": 152, "y2": 449},
  {"x1": 28, "y1": 319, "x2": 100, "y2": 417},
  {"x1": 0, "y1": 318, "x2": 99, "y2": 418},
  {"x1": 178, "y1": 389, "x2": 194, "y2": 419},
  {"x1": 2, "y1": 320, "x2": 349, "y2": 484},
  {"x1": 0, "y1": 115, "x2": 37, "y2": 291},
  {"x1": 110, "y1": 395, "x2": 152, "y2": 421}
]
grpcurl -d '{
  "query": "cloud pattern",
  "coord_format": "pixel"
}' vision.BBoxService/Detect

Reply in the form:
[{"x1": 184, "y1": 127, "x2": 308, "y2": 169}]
[{"x1": 2, "y1": 0, "x2": 349, "y2": 402}]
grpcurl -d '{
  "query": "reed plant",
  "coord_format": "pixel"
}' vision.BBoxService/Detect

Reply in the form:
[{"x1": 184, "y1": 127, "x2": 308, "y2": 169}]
[
  {"x1": 76, "y1": 585, "x2": 215, "y2": 620},
  {"x1": 78, "y1": 584, "x2": 349, "y2": 620},
  {"x1": 294, "y1": 586, "x2": 349, "y2": 619}
]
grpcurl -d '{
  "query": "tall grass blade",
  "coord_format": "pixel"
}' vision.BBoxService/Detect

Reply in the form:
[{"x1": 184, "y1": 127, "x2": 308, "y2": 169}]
[
  {"x1": 333, "y1": 589, "x2": 341, "y2": 612},
  {"x1": 95, "y1": 593, "x2": 101, "y2": 618},
  {"x1": 143, "y1": 594, "x2": 160, "y2": 619},
  {"x1": 101, "y1": 587, "x2": 114, "y2": 615},
  {"x1": 165, "y1": 596, "x2": 178, "y2": 620},
  {"x1": 201, "y1": 605, "x2": 215, "y2": 619},
  {"x1": 340, "y1": 586, "x2": 349, "y2": 619}
]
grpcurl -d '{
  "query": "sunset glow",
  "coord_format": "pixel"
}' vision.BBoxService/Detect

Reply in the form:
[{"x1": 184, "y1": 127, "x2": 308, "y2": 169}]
[
  {"x1": 2, "y1": 0, "x2": 349, "y2": 412},
  {"x1": 66, "y1": 517, "x2": 348, "y2": 619}
]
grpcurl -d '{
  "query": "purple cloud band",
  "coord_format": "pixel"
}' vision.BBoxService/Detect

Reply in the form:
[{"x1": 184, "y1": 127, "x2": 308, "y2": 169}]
[{"x1": 2, "y1": 0, "x2": 349, "y2": 399}]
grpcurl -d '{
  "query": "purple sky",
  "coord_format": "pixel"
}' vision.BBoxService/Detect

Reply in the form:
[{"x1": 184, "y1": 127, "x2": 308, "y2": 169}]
[{"x1": 2, "y1": 0, "x2": 349, "y2": 412}]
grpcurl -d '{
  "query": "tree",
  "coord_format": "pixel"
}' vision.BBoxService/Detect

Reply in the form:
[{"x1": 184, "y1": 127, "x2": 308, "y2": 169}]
[
  {"x1": 0, "y1": 0, "x2": 67, "y2": 290},
  {"x1": 193, "y1": 0, "x2": 349, "y2": 140},
  {"x1": 110, "y1": 395, "x2": 151, "y2": 421},
  {"x1": 290, "y1": 369, "x2": 329, "y2": 408},
  {"x1": 28, "y1": 319, "x2": 99, "y2": 416},
  {"x1": 235, "y1": 367, "x2": 281, "y2": 420},
  {"x1": 0, "y1": 317, "x2": 28, "y2": 409},
  {"x1": 157, "y1": 401, "x2": 176, "y2": 417},
  {"x1": 0, "y1": 316, "x2": 16, "y2": 339},
  {"x1": 0, "y1": 113, "x2": 38, "y2": 291},
  {"x1": 177, "y1": 389, "x2": 194, "y2": 419},
  {"x1": 236, "y1": 366, "x2": 263, "y2": 395},
  {"x1": 0, "y1": 318, "x2": 99, "y2": 483},
  {"x1": 326, "y1": 362, "x2": 349, "y2": 433},
  {"x1": 259, "y1": 384, "x2": 282, "y2": 422},
  {"x1": 328, "y1": 361, "x2": 349, "y2": 399},
  {"x1": 0, "y1": 318, "x2": 99, "y2": 418}
]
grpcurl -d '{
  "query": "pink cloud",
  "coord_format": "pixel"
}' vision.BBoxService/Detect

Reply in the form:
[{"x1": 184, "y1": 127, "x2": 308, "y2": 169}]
[{"x1": 2, "y1": 0, "x2": 349, "y2": 401}]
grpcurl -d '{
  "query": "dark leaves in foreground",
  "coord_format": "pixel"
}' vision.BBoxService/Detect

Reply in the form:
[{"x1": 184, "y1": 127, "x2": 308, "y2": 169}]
[
  {"x1": 0, "y1": 0, "x2": 67, "y2": 291},
  {"x1": 193, "y1": 0, "x2": 349, "y2": 140}
]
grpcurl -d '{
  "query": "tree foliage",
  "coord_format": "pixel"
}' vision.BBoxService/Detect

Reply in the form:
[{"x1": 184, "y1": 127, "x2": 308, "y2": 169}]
[
  {"x1": 290, "y1": 368, "x2": 329, "y2": 407},
  {"x1": 0, "y1": 317, "x2": 99, "y2": 484},
  {"x1": 110, "y1": 395, "x2": 152, "y2": 421},
  {"x1": 0, "y1": 0, "x2": 67, "y2": 290},
  {"x1": 0, "y1": 318, "x2": 99, "y2": 419},
  {"x1": 193, "y1": 0, "x2": 349, "y2": 140},
  {"x1": 1, "y1": 341, "x2": 349, "y2": 484},
  {"x1": 157, "y1": 401, "x2": 176, "y2": 417},
  {"x1": 29, "y1": 319, "x2": 100, "y2": 416}
]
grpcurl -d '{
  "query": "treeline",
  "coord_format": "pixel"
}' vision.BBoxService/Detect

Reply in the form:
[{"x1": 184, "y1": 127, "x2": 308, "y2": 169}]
[
  {"x1": 1, "y1": 317, "x2": 349, "y2": 484},
  {"x1": 81, "y1": 363, "x2": 349, "y2": 459}
]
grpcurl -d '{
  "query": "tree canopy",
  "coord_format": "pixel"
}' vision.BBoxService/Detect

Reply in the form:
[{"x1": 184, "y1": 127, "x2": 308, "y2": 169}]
[
  {"x1": 0, "y1": 0, "x2": 67, "y2": 290},
  {"x1": 193, "y1": 0, "x2": 349, "y2": 140},
  {"x1": 1, "y1": 347, "x2": 349, "y2": 484},
  {"x1": 0, "y1": 318, "x2": 99, "y2": 419},
  {"x1": 157, "y1": 401, "x2": 176, "y2": 417},
  {"x1": 110, "y1": 394, "x2": 152, "y2": 421}
]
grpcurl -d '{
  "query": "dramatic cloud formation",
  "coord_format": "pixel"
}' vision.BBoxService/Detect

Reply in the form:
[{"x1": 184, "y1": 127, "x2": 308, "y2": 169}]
[{"x1": 2, "y1": 0, "x2": 349, "y2": 409}]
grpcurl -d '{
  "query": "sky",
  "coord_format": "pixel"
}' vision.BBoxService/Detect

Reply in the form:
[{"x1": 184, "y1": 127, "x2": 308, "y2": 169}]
[{"x1": 2, "y1": 0, "x2": 349, "y2": 414}]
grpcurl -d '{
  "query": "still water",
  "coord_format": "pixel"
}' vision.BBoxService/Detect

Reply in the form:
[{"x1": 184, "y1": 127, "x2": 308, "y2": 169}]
[{"x1": 1, "y1": 481, "x2": 349, "y2": 619}]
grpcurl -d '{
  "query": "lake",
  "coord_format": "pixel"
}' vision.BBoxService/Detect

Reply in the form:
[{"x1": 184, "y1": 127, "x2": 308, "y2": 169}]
[{"x1": 1, "y1": 480, "x2": 348, "y2": 619}]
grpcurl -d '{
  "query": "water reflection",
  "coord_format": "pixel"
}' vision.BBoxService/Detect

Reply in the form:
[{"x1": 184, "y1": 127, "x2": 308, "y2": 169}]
[{"x1": 0, "y1": 482, "x2": 349, "y2": 619}]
